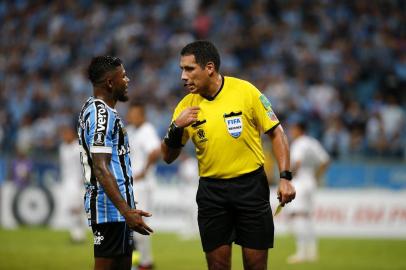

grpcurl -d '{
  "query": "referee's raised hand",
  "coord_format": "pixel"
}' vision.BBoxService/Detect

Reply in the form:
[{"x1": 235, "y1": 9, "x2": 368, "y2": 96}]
[
  {"x1": 174, "y1": 106, "x2": 200, "y2": 127},
  {"x1": 123, "y1": 209, "x2": 154, "y2": 235}
]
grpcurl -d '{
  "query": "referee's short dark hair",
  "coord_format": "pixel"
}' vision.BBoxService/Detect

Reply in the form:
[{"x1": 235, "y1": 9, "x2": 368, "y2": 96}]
[
  {"x1": 181, "y1": 40, "x2": 221, "y2": 71},
  {"x1": 88, "y1": 56, "x2": 122, "y2": 85}
]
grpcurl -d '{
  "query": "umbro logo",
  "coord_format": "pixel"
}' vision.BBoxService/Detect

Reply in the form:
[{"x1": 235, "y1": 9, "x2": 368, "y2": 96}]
[{"x1": 93, "y1": 231, "x2": 104, "y2": 245}]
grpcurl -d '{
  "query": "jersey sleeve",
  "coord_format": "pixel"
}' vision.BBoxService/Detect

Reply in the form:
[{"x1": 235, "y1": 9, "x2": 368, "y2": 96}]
[
  {"x1": 171, "y1": 98, "x2": 190, "y2": 146},
  {"x1": 250, "y1": 85, "x2": 280, "y2": 133},
  {"x1": 88, "y1": 101, "x2": 115, "y2": 154}
]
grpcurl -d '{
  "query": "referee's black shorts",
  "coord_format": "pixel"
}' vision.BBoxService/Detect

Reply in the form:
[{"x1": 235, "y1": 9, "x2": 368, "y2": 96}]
[{"x1": 196, "y1": 166, "x2": 274, "y2": 252}]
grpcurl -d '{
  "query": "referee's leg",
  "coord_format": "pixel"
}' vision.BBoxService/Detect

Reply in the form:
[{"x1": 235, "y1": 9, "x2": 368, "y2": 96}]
[
  {"x1": 233, "y1": 168, "x2": 273, "y2": 270},
  {"x1": 205, "y1": 245, "x2": 232, "y2": 270},
  {"x1": 197, "y1": 179, "x2": 234, "y2": 270},
  {"x1": 241, "y1": 248, "x2": 268, "y2": 270}
]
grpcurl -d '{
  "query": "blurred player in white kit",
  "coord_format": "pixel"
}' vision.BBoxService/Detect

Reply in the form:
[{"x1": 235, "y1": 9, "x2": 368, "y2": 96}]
[
  {"x1": 127, "y1": 101, "x2": 160, "y2": 270},
  {"x1": 178, "y1": 152, "x2": 199, "y2": 239},
  {"x1": 286, "y1": 120, "x2": 330, "y2": 263},
  {"x1": 59, "y1": 125, "x2": 87, "y2": 243}
]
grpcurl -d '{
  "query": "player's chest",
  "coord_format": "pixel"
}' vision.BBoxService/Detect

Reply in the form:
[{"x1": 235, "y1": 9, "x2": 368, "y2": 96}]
[{"x1": 188, "y1": 99, "x2": 251, "y2": 143}]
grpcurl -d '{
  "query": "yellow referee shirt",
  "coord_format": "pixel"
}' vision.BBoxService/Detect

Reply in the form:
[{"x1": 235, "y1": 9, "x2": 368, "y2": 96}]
[{"x1": 172, "y1": 76, "x2": 280, "y2": 178}]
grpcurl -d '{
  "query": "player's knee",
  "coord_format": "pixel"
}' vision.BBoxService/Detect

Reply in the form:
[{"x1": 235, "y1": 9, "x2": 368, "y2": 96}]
[
  {"x1": 242, "y1": 250, "x2": 268, "y2": 270},
  {"x1": 243, "y1": 259, "x2": 267, "y2": 270},
  {"x1": 206, "y1": 258, "x2": 231, "y2": 270}
]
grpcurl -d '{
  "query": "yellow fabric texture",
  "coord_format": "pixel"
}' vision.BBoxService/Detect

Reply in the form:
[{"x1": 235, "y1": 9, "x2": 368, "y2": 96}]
[{"x1": 172, "y1": 76, "x2": 279, "y2": 178}]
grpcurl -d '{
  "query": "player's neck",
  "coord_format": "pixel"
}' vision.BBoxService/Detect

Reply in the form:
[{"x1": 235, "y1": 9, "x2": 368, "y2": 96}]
[
  {"x1": 201, "y1": 74, "x2": 223, "y2": 100},
  {"x1": 93, "y1": 88, "x2": 116, "y2": 108}
]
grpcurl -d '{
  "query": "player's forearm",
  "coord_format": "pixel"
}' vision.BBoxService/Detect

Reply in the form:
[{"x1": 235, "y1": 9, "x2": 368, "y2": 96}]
[
  {"x1": 161, "y1": 141, "x2": 181, "y2": 164},
  {"x1": 268, "y1": 125, "x2": 290, "y2": 172},
  {"x1": 93, "y1": 165, "x2": 131, "y2": 215}
]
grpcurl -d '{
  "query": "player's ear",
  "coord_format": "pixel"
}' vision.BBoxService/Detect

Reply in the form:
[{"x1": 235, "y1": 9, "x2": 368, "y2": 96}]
[
  {"x1": 106, "y1": 77, "x2": 113, "y2": 90},
  {"x1": 206, "y1": 62, "x2": 215, "y2": 76}
]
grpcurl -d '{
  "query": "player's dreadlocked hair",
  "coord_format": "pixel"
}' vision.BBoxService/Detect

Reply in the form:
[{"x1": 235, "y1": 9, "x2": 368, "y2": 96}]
[
  {"x1": 87, "y1": 56, "x2": 122, "y2": 85},
  {"x1": 181, "y1": 40, "x2": 221, "y2": 72}
]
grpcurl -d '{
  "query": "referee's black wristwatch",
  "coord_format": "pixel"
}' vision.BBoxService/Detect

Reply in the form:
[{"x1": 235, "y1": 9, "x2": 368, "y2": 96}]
[{"x1": 279, "y1": 170, "x2": 292, "y2": 181}]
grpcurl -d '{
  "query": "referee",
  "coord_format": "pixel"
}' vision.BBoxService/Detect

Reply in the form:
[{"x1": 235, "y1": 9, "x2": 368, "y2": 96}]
[{"x1": 162, "y1": 41, "x2": 296, "y2": 270}]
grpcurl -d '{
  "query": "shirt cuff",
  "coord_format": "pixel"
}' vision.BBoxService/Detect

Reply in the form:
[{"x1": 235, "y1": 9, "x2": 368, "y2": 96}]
[
  {"x1": 90, "y1": 146, "x2": 112, "y2": 154},
  {"x1": 264, "y1": 122, "x2": 280, "y2": 134}
]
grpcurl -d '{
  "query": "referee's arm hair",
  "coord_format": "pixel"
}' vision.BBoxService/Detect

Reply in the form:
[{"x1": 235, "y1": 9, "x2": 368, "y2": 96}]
[{"x1": 161, "y1": 141, "x2": 182, "y2": 164}]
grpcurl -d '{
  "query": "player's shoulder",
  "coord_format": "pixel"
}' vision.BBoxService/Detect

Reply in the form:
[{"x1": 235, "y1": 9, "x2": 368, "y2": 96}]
[
  {"x1": 292, "y1": 135, "x2": 307, "y2": 148},
  {"x1": 225, "y1": 76, "x2": 258, "y2": 90},
  {"x1": 224, "y1": 76, "x2": 260, "y2": 97},
  {"x1": 177, "y1": 93, "x2": 202, "y2": 107},
  {"x1": 294, "y1": 135, "x2": 318, "y2": 149},
  {"x1": 142, "y1": 122, "x2": 157, "y2": 131},
  {"x1": 90, "y1": 99, "x2": 117, "y2": 117},
  {"x1": 138, "y1": 122, "x2": 157, "y2": 135},
  {"x1": 81, "y1": 98, "x2": 117, "y2": 130}
]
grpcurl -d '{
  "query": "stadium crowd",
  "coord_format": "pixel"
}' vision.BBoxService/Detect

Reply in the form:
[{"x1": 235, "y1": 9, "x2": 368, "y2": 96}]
[{"x1": 0, "y1": 0, "x2": 404, "y2": 164}]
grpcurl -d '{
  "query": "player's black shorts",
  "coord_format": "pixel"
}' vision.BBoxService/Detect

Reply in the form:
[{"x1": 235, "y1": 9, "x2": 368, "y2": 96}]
[
  {"x1": 91, "y1": 222, "x2": 134, "y2": 257},
  {"x1": 197, "y1": 166, "x2": 274, "y2": 252}
]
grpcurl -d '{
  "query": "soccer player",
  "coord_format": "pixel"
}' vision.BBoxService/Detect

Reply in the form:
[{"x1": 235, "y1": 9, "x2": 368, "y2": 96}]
[
  {"x1": 286, "y1": 120, "x2": 330, "y2": 264},
  {"x1": 126, "y1": 100, "x2": 160, "y2": 270},
  {"x1": 77, "y1": 56, "x2": 153, "y2": 270},
  {"x1": 161, "y1": 41, "x2": 296, "y2": 270},
  {"x1": 177, "y1": 152, "x2": 199, "y2": 240},
  {"x1": 59, "y1": 125, "x2": 87, "y2": 243}
]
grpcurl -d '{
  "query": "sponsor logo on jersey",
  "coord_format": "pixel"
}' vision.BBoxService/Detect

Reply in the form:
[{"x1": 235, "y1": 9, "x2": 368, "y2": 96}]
[
  {"x1": 93, "y1": 231, "x2": 104, "y2": 245},
  {"x1": 259, "y1": 94, "x2": 272, "y2": 110},
  {"x1": 196, "y1": 128, "x2": 208, "y2": 143},
  {"x1": 94, "y1": 132, "x2": 105, "y2": 146},
  {"x1": 225, "y1": 116, "x2": 243, "y2": 138},
  {"x1": 267, "y1": 110, "x2": 279, "y2": 121},
  {"x1": 96, "y1": 104, "x2": 107, "y2": 132},
  {"x1": 118, "y1": 144, "x2": 131, "y2": 155}
]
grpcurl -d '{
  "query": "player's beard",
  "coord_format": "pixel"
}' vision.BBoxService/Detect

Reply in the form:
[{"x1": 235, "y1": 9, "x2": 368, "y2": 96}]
[
  {"x1": 114, "y1": 87, "x2": 129, "y2": 102},
  {"x1": 117, "y1": 94, "x2": 129, "y2": 102}
]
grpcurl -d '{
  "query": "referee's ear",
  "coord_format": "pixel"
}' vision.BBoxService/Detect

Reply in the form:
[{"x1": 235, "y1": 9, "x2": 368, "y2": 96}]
[{"x1": 206, "y1": 62, "x2": 216, "y2": 76}]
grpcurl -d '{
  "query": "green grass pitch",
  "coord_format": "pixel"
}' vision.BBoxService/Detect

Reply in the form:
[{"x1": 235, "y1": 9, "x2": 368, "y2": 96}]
[{"x1": 0, "y1": 228, "x2": 405, "y2": 270}]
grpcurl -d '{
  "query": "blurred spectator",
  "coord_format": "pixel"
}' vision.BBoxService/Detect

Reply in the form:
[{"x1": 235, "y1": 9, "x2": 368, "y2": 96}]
[
  {"x1": 12, "y1": 151, "x2": 33, "y2": 187},
  {"x1": 177, "y1": 152, "x2": 199, "y2": 240},
  {"x1": 322, "y1": 116, "x2": 350, "y2": 159},
  {"x1": 379, "y1": 94, "x2": 405, "y2": 157},
  {"x1": 0, "y1": 0, "x2": 404, "y2": 170}
]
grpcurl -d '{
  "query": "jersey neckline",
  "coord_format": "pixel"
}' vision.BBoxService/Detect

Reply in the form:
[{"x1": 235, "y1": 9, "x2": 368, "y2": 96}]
[
  {"x1": 92, "y1": 97, "x2": 117, "y2": 112},
  {"x1": 204, "y1": 75, "x2": 225, "y2": 101}
]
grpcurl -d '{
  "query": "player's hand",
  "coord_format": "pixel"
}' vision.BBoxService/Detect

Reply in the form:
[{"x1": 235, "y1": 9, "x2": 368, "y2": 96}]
[
  {"x1": 174, "y1": 106, "x2": 200, "y2": 128},
  {"x1": 277, "y1": 179, "x2": 296, "y2": 206},
  {"x1": 123, "y1": 209, "x2": 154, "y2": 235}
]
